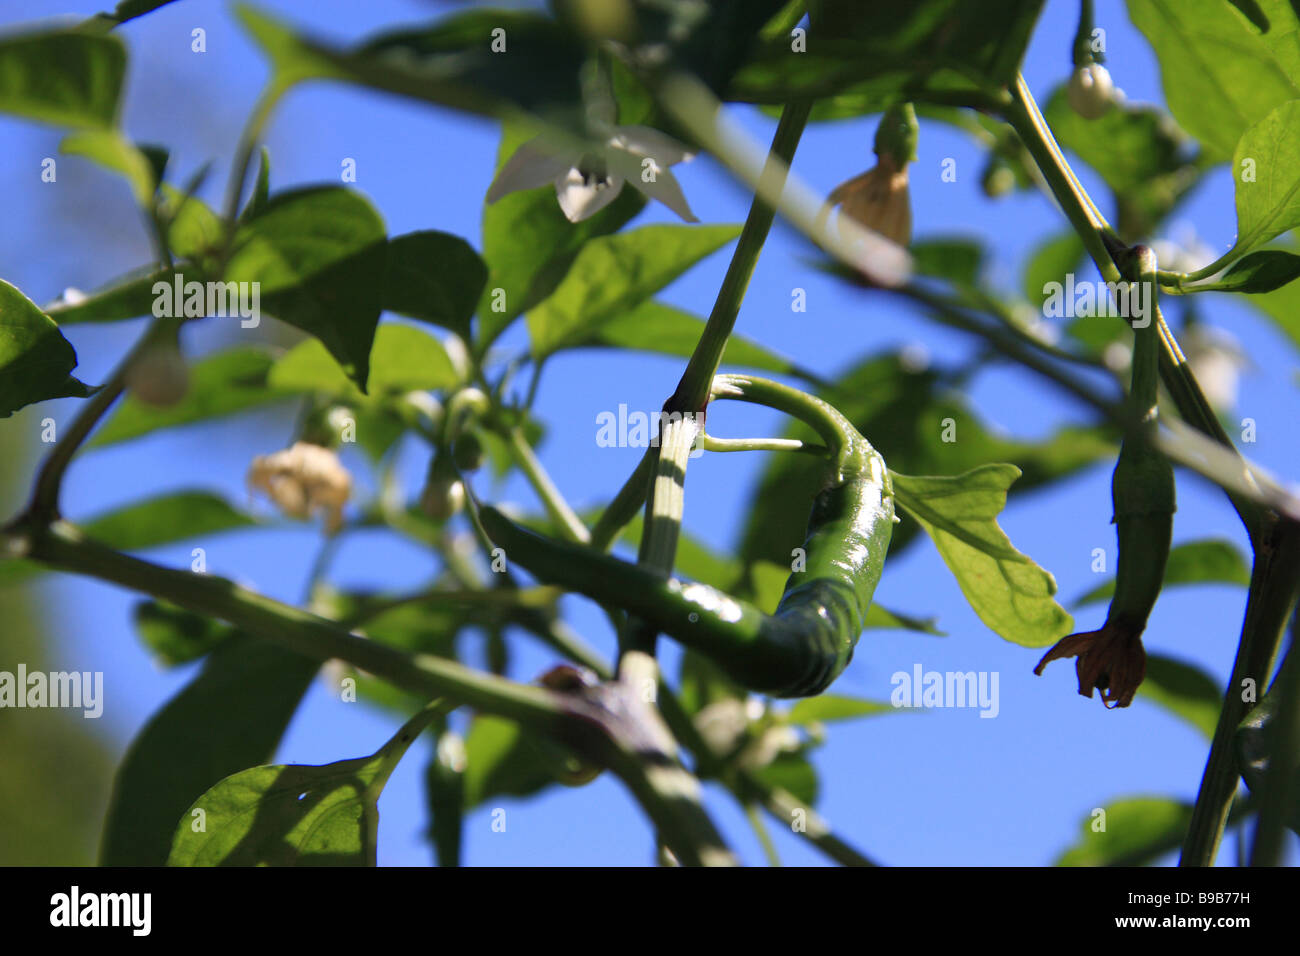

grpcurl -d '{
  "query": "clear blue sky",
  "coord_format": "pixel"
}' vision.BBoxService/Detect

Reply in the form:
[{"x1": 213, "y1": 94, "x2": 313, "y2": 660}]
[{"x1": 1, "y1": 0, "x2": 1295, "y2": 865}]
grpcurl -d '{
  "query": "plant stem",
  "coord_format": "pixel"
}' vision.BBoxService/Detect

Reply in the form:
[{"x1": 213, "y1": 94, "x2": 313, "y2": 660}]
[
  {"x1": 1181, "y1": 516, "x2": 1300, "y2": 865},
  {"x1": 590, "y1": 99, "x2": 811, "y2": 551},
  {"x1": 745, "y1": 801, "x2": 782, "y2": 866},
  {"x1": 669, "y1": 99, "x2": 811, "y2": 414},
  {"x1": 504, "y1": 425, "x2": 590, "y2": 544},
  {"x1": 1249, "y1": 628, "x2": 1299, "y2": 866}
]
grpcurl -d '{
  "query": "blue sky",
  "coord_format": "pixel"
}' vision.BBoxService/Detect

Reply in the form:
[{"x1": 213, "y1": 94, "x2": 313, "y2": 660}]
[{"x1": 1, "y1": 0, "x2": 1296, "y2": 865}]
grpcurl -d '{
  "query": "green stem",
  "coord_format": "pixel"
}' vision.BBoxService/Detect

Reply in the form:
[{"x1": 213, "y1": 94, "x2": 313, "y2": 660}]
[
  {"x1": 670, "y1": 99, "x2": 811, "y2": 414},
  {"x1": 1181, "y1": 517, "x2": 1300, "y2": 865},
  {"x1": 1250, "y1": 629, "x2": 1299, "y2": 866},
  {"x1": 1004, "y1": 73, "x2": 1264, "y2": 539},
  {"x1": 745, "y1": 801, "x2": 782, "y2": 867},
  {"x1": 504, "y1": 425, "x2": 590, "y2": 544},
  {"x1": 590, "y1": 100, "x2": 812, "y2": 553}
]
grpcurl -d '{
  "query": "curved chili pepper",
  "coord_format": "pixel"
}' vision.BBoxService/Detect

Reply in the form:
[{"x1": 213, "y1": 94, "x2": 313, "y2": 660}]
[
  {"x1": 1035, "y1": 245, "x2": 1176, "y2": 707},
  {"x1": 480, "y1": 375, "x2": 894, "y2": 698}
]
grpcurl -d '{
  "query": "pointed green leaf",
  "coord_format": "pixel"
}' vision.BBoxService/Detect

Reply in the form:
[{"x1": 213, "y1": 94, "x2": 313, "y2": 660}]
[
  {"x1": 786, "y1": 695, "x2": 895, "y2": 725},
  {"x1": 61, "y1": 129, "x2": 159, "y2": 206},
  {"x1": 577, "y1": 300, "x2": 799, "y2": 375},
  {"x1": 1225, "y1": 100, "x2": 1300, "y2": 261},
  {"x1": 0, "y1": 280, "x2": 92, "y2": 417},
  {"x1": 1128, "y1": 0, "x2": 1300, "y2": 161},
  {"x1": 267, "y1": 323, "x2": 459, "y2": 398},
  {"x1": 44, "y1": 267, "x2": 170, "y2": 325},
  {"x1": 1136, "y1": 653, "x2": 1223, "y2": 739},
  {"x1": 0, "y1": 29, "x2": 125, "y2": 128},
  {"x1": 133, "y1": 600, "x2": 231, "y2": 666},
  {"x1": 227, "y1": 186, "x2": 387, "y2": 390},
  {"x1": 891, "y1": 465, "x2": 1072, "y2": 647},
  {"x1": 1056, "y1": 797, "x2": 1192, "y2": 866},
  {"x1": 101, "y1": 636, "x2": 318, "y2": 865},
  {"x1": 1204, "y1": 249, "x2": 1300, "y2": 293},
  {"x1": 527, "y1": 224, "x2": 741, "y2": 358},
  {"x1": 167, "y1": 705, "x2": 435, "y2": 866},
  {"x1": 383, "y1": 231, "x2": 486, "y2": 338}
]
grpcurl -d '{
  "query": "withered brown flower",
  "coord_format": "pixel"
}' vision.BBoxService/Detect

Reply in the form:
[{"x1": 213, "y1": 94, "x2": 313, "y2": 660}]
[
  {"x1": 823, "y1": 152, "x2": 912, "y2": 247},
  {"x1": 1033, "y1": 617, "x2": 1147, "y2": 709}
]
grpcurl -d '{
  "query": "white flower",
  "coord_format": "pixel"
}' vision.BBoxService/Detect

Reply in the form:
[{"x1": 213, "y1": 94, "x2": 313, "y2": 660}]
[
  {"x1": 247, "y1": 441, "x2": 352, "y2": 534},
  {"x1": 485, "y1": 125, "x2": 699, "y2": 223}
]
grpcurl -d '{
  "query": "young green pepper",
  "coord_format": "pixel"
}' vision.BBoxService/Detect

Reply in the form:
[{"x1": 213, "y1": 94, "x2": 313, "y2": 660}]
[
  {"x1": 1035, "y1": 245, "x2": 1175, "y2": 707},
  {"x1": 479, "y1": 375, "x2": 895, "y2": 698}
]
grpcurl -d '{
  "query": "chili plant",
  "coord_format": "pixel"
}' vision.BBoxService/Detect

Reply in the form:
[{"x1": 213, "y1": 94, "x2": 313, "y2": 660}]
[{"x1": 1, "y1": 0, "x2": 1298, "y2": 867}]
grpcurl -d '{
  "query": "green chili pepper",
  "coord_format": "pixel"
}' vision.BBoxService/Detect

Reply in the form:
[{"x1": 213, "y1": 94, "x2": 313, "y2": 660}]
[
  {"x1": 479, "y1": 375, "x2": 894, "y2": 698},
  {"x1": 1035, "y1": 245, "x2": 1175, "y2": 707}
]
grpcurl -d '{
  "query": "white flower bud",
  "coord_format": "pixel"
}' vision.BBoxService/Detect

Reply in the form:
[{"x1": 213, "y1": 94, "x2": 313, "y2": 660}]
[
  {"x1": 1067, "y1": 63, "x2": 1115, "y2": 120},
  {"x1": 124, "y1": 340, "x2": 189, "y2": 407}
]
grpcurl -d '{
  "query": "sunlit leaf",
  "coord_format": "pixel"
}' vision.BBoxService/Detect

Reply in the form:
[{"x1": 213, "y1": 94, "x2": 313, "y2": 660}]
[
  {"x1": 891, "y1": 465, "x2": 1072, "y2": 647},
  {"x1": 101, "y1": 636, "x2": 318, "y2": 865},
  {"x1": 0, "y1": 29, "x2": 125, "y2": 128},
  {"x1": 0, "y1": 280, "x2": 93, "y2": 417}
]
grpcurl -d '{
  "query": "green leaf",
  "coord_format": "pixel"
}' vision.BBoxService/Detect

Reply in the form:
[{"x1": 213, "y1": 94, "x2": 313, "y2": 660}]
[
  {"x1": 1136, "y1": 653, "x2": 1223, "y2": 739},
  {"x1": 83, "y1": 490, "x2": 259, "y2": 550},
  {"x1": 424, "y1": 733, "x2": 465, "y2": 866},
  {"x1": 571, "y1": 299, "x2": 799, "y2": 375},
  {"x1": 86, "y1": 0, "x2": 181, "y2": 29},
  {"x1": 167, "y1": 705, "x2": 434, "y2": 866},
  {"x1": 382, "y1": 231, "x2": 486, "y2": 339},
  {"x1": 227, "y1": 186, "x2": 387, "y2": 390},
  {"x1": 0, "y1": 490, "x2": 259, "y2": 588},
  {"x1": 44, "y1": 267, "x2": 171, "y2": 325},
  {"x1": 751, "y1": 753, "x2": 818, "y2": 806},
  {"x1": 1075, "y1": 538, "x2": 1251, "y2": 606},
  {"x1": 911, "y1": 238, "x2": 985, "y2": 287},
  {"x1": 101, "y1": 636, "x2": 318, "y2": 865},
  {"x1": 0, "y1": 29, "x2": 125, "y2": 128},
  {"x1": 1225, "y1": 100, "x2": 1300, "y2": 261},
  {"x1": 862, "y1": 602, "x2": 945, "y2": 636},
  {"x1": 478, "y1": 122, "x2": 646, "y2": 345},
  {"x1": 1056, "y1": 797, "x2": 1192, "y2": 866},
  {"x1": 786, "y1": 695, "x2": 895, "y2": 725},
  {"x1": 1127, "y1": 0, "x2": 1300, "y2": 161},
  {"x1": 241, "y1": 146, "x2": 271, "y2": 222},
  {"x1": 163, "y1": 187, "x2": 223, "y2": 262},
  {"x1": 1239, "y1": 236, "x2": 1300, "y2": 346},
  {"x1": 1043, "y1": 88, "x2": 1190, "y2": 195},
  {"x1": 133, "y1": 600, "x2": 231, "y2": 666},
  {"x1": 0, "y1": 279, "x2": 93, "y2": 417},
  {"x1": 1202, "y1": 249, "x2": 1300, "y2": 293},
  {"x1": 1024, "y1": 231, "x2": 1085, "y2": 311},
  {"x1": 461, "y1": 714, "x2": 560, "y2": 808},
  {"x1": 61, "y1": 129, "x2": 159, "y2": 206},
  {"x1": 268, "y1": 323, "x2": 459, "y2": 398},
  {"x1": 93, "y1": 346, "x2": 290, "y2": 446},
  {"x1": 730, "y1": 0, "x2": 1044, "y2": 111},
  {"x1": 237, "y1": 6, "x2": 587, "y2": 120},
  {"x1": 891, "y1": 465, "x2": 1072, "y2": 647},
  {"x1": 526, "y1": 224, "x2": 740, "y2": 358}
]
